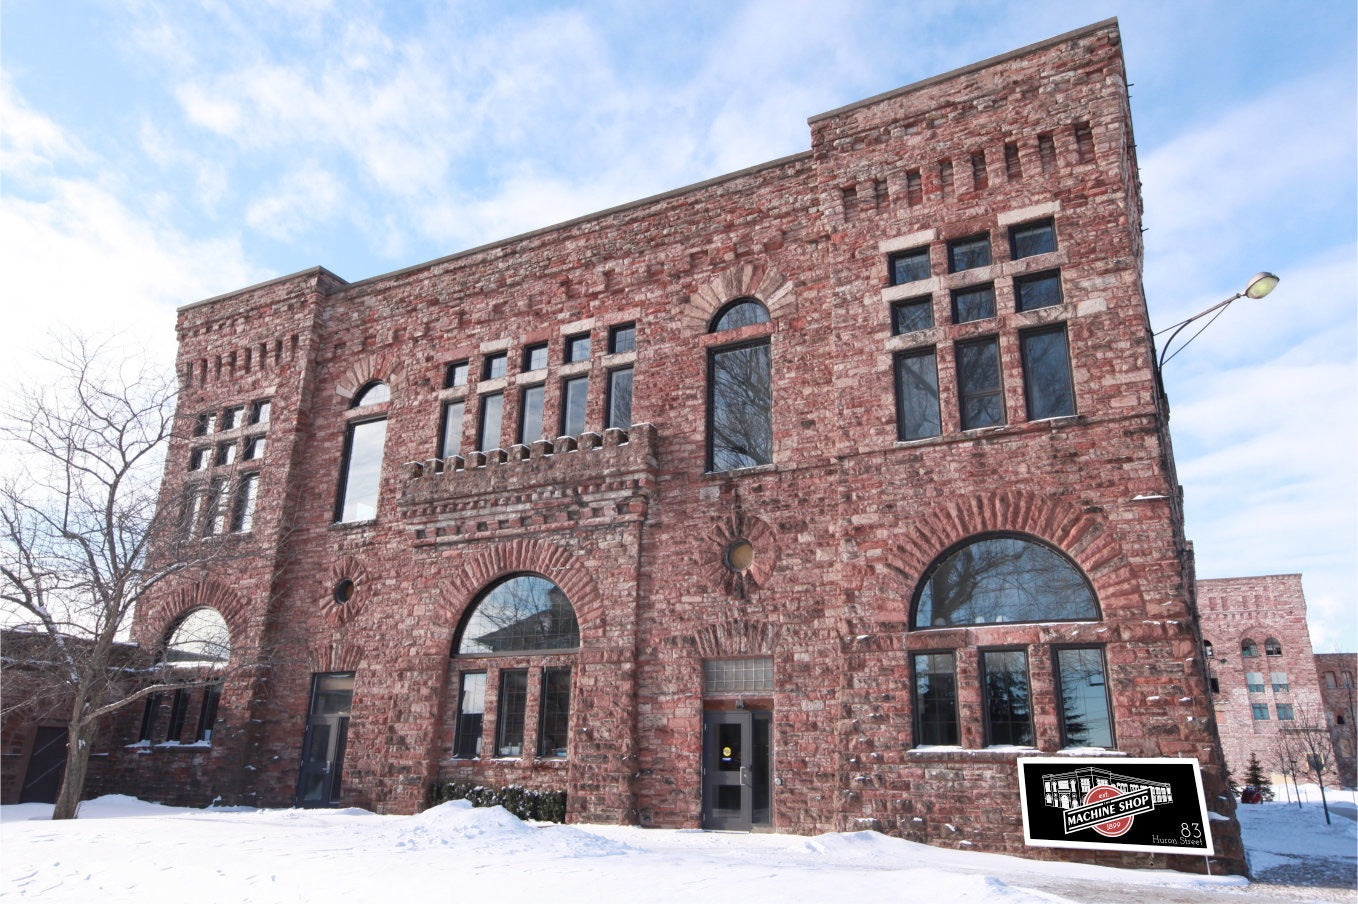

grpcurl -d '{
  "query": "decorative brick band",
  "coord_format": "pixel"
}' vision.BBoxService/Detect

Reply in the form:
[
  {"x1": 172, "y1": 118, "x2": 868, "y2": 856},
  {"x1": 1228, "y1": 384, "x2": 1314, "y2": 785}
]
[
  {"x1": 435, "y1": 536, "x2": 604, "y2": 631},
  {"x1": 335, "y1": 352, "x2": 404, "y2": 402},
  {"x1": 684, "y1": 263, "x2": 796, "y2": 334},
  {"x1": 140, "y1": 580, "x2": 251, "y2": 648}
]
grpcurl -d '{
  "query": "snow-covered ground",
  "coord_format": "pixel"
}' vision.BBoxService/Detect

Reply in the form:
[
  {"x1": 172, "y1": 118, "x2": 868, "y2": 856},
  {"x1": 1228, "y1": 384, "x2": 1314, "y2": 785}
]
[{"x1": 1, "y1": 787, "x2": 1352, "y2": 903}]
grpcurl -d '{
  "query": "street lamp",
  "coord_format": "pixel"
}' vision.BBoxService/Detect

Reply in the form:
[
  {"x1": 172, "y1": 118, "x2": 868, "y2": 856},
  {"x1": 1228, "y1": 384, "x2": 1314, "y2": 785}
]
[{"x1": 1156, "y1": 272, "x2": 1280, "y2": 369}]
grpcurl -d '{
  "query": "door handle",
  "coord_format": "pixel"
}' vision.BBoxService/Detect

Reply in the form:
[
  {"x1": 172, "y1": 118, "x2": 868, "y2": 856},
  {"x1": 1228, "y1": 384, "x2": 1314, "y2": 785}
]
[{"x1": 739, "y1": 765, "x2": 751, "y2": 787}]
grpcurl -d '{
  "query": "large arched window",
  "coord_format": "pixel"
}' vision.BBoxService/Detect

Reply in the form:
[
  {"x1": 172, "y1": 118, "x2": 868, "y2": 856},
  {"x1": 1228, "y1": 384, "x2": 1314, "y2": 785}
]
[
  {"x1": 1264, "y1": 637, "x2": 1283, "y2": 657},
  {"x1": 142, "y1": 608, "x2": 230, "y2": 745},
  {"x1": 1241, "y1": 638, "x2": 1259, "y2": 658},
  {"x1": 908, "y1": 534, "x2": 1111, "y2": 751},
  {"x1": 335, "y1": 381, "x2": 389, "y2": 523},
  {"x1": 912, "y1": 534, "x2": 1099, "y2": 628},
  {"x1": 451, "y1": 575, "x2": 578, "y2": 760},
  {"x1": 707, "y1": 297, "x2": 772, "y2": 472}
]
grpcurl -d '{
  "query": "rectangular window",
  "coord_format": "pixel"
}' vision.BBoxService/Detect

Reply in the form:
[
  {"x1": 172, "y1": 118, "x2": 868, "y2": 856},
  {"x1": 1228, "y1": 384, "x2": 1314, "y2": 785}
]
[
  {"x1": 203, "y1": 478, "x2": 228, "y2": 536},
  {"x1": 439, "y1": 400, "x2": 465, "y2": 458},
  {"x1": 894, "y1": 350, "x2": 941, "y2": 441},
  {"x1": 195, "y1": 683, "x2": 222, "y2": 742},
  {"x1": 889, "y1": 248, "x2": 931, "y2": 285},
  {"x1": 1014, "y1": 270, "x2": 1063, "y2": 312},
  {"x1": 947, "y1": 234, "x2": 991, "y2": 273},
  {"x1": 1271, "y1": 672, "x2": 1289, "y2": 693},
  {"x1": 1251, "y1": 703, "x2": 1270, "y2": 720},
  {"x1": 166, "y1": 688, "x2": 191, "y2": 742},
  {"x1": 138, "y1": 693, "x2": 162, "y2": 741},
  {"x1": 495, "y1": 669, "x2": 528, "y2": 757},
  {"x1": 180, "y1": 485, "x2": 205, "y2": 539},
  {"x1": 453, "y1": 672, "x2": 486, "y2": 758},
  {"x1": 982, "y1": 649, "x2": 1032, "y2": 746},
  {"x1": 249, "y1": 399, "x2": 271, "y2": 425},
  {"x1": 230, "y1": 473, "x2": 259, "y2": 533},
  {"x1": 445, "y1": 361, "x2": 469, "y2": 389},
  {"x1": 477, "y1": 392, "x2": 503, "y2": 452},
  {"x1": 561, "y1": 376, "x2": 588, "y2": 436},
  {"x1": 956, "y1": 337, "x2": 1005, "y2": 430},
  {"x1": 523, "y1": 343, "x2": 549, "y2": 372},
  {"x1": 912, "y1": 652, "x2": 959, "y2": 746},
  {"x1": 702, "y1": 657, "x2": 774, "y2": 695},
  {"x1": 1020, "y1": 325, "x2": 1075, "y2": 420},
  {"x1": 189, "y1": 447, "x2": 208, "y2": 471},
  {"x1": 609, "y1": 323, "x2": 636, "y2": 354},
  {"x1": 1055, "y1": 647, "x2": 1114, "y2": 749},
  {"x1": 335, "y1": 418, "x2": 387, "y2": 522},
  {"x1": 220, "y1": 406, "x2": 244, "y2": 431},
  {"x1": 537, "y1": 667, "x2": 571, "y2": 758},
  {"x1": 243, "y1": 436, "x2": 266, "y2": 460},
  {"x1": 1210, "y1": 676, "x2": 1220, "y2": 693},
  {"x1": 708, "y1": 341, "x2": 772, "y2": 471},
  {"x1": 194, "y1": 412, "x2": 215, "y2": 436},
  {"x1": 564, "y1": 333, "x2": 591, "y2": 363},
  {"x1": 215, "y1": 441, "x2": 236, "y2": 466},
  {"x1": 1326, "y1": 672, "x2": 1337, "y2": 688},
  {"x1": 518, "y1": 384, "x2": 545, "y2": 444},
  {"x1": 483, "y1": 353, "x2": 507, "y2": 380},
  {"x1": 606, "y1": 367, "x2": 633, "y2": 430},
  {"x1": 1276, "y1": 704, "x2": 1295, "y2": 720},
  {"x1": 951, "y1": 284, "x2": 996, "y2": 323},
  {"x1": 1246, "y1": 671, "x2": 1265, "y2": 693},
  {"x1": 891, "y1": 297, "x2": 933, "y2": 334},
  {"x1": 1010, "y1": 219, "x2": 1056, "y2": 258}
]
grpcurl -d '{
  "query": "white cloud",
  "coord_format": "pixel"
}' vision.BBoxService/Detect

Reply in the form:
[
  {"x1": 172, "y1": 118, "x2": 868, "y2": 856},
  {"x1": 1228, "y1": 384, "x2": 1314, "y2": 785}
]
[{"x1": 245, "y1": 167, "x2": 343, "y2": 242}]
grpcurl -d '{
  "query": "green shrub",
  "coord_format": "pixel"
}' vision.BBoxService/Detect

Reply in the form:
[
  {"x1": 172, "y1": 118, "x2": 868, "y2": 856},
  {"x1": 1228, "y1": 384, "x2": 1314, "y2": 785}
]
[{"x1": 425, "y1": 780, "x2": 568, "y2": 823}]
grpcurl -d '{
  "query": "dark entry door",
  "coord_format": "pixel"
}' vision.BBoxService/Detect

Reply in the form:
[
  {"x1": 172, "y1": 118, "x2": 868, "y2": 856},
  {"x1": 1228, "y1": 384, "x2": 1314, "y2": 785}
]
[
  {"x1": 19, "y1": 725, "x2": 67, "y2": 803},
  {"x1": 702, "y1": 711, "x2": 754, "y2": 830},
  {"x1": 294, "y1": 672, "x2": 354, "y2": 808}
]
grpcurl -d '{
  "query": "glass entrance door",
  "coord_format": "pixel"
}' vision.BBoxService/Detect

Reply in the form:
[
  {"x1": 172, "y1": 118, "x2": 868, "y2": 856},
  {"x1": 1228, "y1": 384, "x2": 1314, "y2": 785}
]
[{"x1": 294, "y1": 672, "x2": 354, "y2": 808}]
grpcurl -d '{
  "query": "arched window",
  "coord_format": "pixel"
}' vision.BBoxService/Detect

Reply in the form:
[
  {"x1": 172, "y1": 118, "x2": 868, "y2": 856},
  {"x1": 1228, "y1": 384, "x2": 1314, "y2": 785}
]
[
  {"x1": 143, "y1": 608, "x2": 230, "y2": 744},
  {"x1": 1203, "y1": 640, "x2": 1214, "y2": 658},
  {"x1": 707, "y1": 298, "x2": 772, "y2": 472},
  {"x1": 1241, "y1": 639, "x2": 1259, "y2": 658},
  {"x1": 1264, "y1": 637, "x2": 1282, "y2": 657},
  {"x1": 911, "y1": 534, "x2": 1099, "y2": 628},
  {"x1": 335, "y1": 381, "x2": 389, "y2": 523},
  {"x1": 452, "y1": 575, "x2": 578, "y2": 760}
]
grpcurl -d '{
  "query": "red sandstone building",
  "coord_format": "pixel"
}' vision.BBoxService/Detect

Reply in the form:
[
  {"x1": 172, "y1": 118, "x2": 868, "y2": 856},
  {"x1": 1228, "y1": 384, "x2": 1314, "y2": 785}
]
[
  {"x1": 31, "y1": 19, "x2": 1257, "y2": 871},
  {"x1": 1197, "y1": 576, "x2": 1353, "y2": 790}
]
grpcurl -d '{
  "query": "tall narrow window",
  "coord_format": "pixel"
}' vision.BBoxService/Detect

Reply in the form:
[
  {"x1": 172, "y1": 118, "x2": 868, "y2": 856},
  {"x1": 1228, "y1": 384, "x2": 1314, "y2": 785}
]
[
  {"x1": 440, "y1": 400, "x2": 465, "y2": 458},
  {"x1": 708, "y1": 342, "x2": 771, "y2": 471},
  {"x1": 1055, "y1": 647, "x2": 1113, "y2": 748},
  {"x1": 495, "y1": 669, "x2": 528, "y2": 757},
  {"x1": 335, "y1": 382, "x2": 389, "y2": 524},
  {"x1": 912, "y1": 652, "x2": 959, "y2": 745},
  {"x1": 477, "y1": 392, "x2": 504, "y2": 452},
  {"x1": 249, "y1": 399, "x2": 271, "y2": 424},
  {"x1": 894, "y1": 349, "x2": 941, "y2": 441},
  {"x1": 518, "y1": 384, "x2": 545, "y2": 444},
  {"x1": 195, "y1": 683, "x2": 222, "y2": 742},
  {"x1": 606, "y1": 368, "x2": 633, "y2": 430},
  {"x1": 561, "y1": 376, "x2": 588, "y2": 436},
  {"x1": 537, "y1": 667, "x2": 571, "y2": 758},
  {"x1": 166, "y1": 688, "x2": 191, "y2": 742},
  {"x1": 138, "y1": 693, "x2": 162, "y2": 742},
  {"x1": 203, "y1": 478, "x2": 228, "y2": 536},
  {"x1": 230, "y1": 473, "x2": 259, "y2": 533},
  {"x1": 1020, "y1": 325, "x2": 1075, "y2": 420},
  {"x1": 454, "y1": 672, "x2": 486, "y2": 758},
  {"x1": 956, "y1": 337, "x2": 1004, "y2": 429},
  {"x1": 982, "y1": 649, "x2": 1032, "y2": 746}
]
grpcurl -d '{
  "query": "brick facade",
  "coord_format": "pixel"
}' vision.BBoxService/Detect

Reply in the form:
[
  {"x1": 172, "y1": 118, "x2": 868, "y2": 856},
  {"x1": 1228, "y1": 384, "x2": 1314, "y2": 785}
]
[
  {"x1": 83, "y1": 19, "x2": 1251, "y2": 873},
  {"x1": 1197, "y1": 576, "x2": 1345, "y2": 791},
  {"x1": 1314, "y1": 653, "x2": 1357, "y2": 787}
]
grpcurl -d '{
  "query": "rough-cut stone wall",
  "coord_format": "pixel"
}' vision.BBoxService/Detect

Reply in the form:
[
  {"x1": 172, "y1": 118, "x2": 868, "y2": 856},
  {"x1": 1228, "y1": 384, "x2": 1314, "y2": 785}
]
[
  {"x1": 89, "y1": 18, "x2": 1249, "y2": 874},
  {"x1": 1314, "y1": 652, "x2": 1357, "y2": 787},
  {"x1": 1196, "y1": 575, "x2": 1339, "y2": 792}
]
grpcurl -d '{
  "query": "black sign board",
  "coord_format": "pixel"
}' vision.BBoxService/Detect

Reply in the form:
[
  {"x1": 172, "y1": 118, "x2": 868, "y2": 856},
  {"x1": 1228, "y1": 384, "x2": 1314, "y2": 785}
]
[{"x1": 1017, "y1": 757, "x2": 1214, "y2": 855}]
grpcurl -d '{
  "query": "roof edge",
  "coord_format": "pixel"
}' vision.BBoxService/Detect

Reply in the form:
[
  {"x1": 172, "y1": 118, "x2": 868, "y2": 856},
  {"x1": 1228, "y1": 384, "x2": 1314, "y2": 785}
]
[
  {"x1": 179, "y1": 266, "x2": 348, "y2": 314},
  {"x1": 808, "y1": 18, "x2": 1120, "y2": 125}
]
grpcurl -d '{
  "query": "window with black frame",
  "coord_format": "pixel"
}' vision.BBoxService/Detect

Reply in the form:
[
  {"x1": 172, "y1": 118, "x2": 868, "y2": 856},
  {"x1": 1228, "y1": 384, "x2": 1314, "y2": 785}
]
[
  {"x1": 981, "y1": 649, "x2": 1033, "y2": 746},
  {"x1": 335, "y1": 381, "x2": 389, "y2": 523},
  {"x1": 894, "y1": 349, "x2": 941, "y2": 441},
  {"x1": 1020, "y1": 325, "x2": 1075, "y2": 420},
  {"x1": 912, "y1": 652, "x2": 959, "y2": 745},
  {"x1": 955, "y1": 337, "x2": 1004, "y2": 430},
  {"x1": 707, "y1": 298, "x2": 772, "y2": 472},
  {"x1": 1055, "y1": 647, "x2": 1113, "y2": 748}
]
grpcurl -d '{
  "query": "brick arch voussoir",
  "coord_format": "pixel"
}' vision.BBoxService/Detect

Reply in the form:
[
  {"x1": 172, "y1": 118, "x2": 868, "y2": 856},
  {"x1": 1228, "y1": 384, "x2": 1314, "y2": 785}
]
[
  {"x1": 335, "y1": 352, "x2": 404, "y2": 403},
  {"x1": 692, "y1": 618, "x2": 780, "y2": 659},
  {"x1": 883, "y1": 491, "x2": 1132, "y2": 605},
  {"x1": 142, "y1": 580, "x2": 251, "y2": 648},
  {"x1": 683, "y1": 263, "x2": 795, "y2": 335},
  {"x1": 435, "y1": 538, "x2": 604, "y2": 634}
]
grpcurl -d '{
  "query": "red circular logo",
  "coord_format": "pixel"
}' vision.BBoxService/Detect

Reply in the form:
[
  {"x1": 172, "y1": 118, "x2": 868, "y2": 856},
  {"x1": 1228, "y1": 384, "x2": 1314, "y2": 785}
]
[{"x1": 1084, "y1": 784, "x2": 1135, "y2": 837}]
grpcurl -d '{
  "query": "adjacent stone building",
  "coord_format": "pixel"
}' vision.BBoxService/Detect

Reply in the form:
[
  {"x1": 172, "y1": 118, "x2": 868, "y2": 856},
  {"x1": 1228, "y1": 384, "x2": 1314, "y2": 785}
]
[
  {"x1": 1197, "y1": 576, "x2": 1347, "y2": 791},
  {"x1": 1315, "y1": 652, "x2": 1357, "y2": 788},
  {"x1": 81, "y1": 19, "x2": 1250, "y2": 872}
]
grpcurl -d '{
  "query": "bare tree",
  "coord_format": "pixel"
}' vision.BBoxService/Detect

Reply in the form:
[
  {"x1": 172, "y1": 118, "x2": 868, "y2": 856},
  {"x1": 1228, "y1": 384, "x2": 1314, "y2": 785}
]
[
  {"x1": 1271, "y1": 701, "x2": 1340, "y2": 823},
  {"x1": 0, "y1": 335, "x2": 240, "y2": 819}
]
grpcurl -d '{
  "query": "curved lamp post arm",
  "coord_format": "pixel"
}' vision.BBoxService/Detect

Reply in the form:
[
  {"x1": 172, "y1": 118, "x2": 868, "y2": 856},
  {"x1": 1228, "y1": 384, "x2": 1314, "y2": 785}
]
[{"x1": 1155, "y1": 272, "x2": 1279, "y2": 370}]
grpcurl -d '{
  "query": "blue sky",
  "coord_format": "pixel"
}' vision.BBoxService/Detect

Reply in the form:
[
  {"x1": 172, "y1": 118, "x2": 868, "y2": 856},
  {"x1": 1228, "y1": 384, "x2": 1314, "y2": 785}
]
[{"x1": 2, "y1": 1, "x2": 1354, "y2": 650}]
